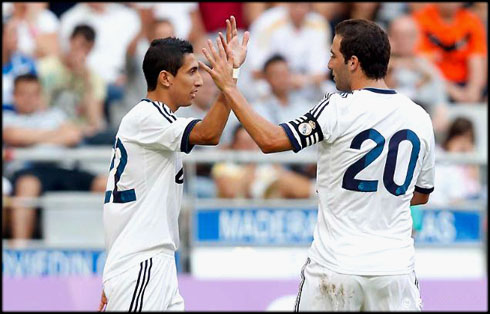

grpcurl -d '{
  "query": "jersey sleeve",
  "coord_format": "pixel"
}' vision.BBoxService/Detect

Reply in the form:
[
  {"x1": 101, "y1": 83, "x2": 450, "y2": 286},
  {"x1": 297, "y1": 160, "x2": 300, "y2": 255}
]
[
  {"x1": 129, "y1": 103, "x2": 201, "y2": 154},
  {"x1": 279, "y1": 93, "x2": 340, "y2": 153},
  {"x1": 415, "y1": 124, "x2": 436, "y2": 194}
]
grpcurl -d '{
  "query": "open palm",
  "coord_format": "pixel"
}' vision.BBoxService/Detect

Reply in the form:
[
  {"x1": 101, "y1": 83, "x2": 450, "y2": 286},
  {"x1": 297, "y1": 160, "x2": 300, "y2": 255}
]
[{"x1": 221, "y1": 16, "x2": 250, "y2": 68}]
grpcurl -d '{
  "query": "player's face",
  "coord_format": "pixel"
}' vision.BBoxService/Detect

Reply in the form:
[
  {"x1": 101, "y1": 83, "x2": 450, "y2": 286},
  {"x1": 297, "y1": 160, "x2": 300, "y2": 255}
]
[
  {"x1": 171, "y1": 53, "x2": 203, "y2": 107},
  {"x1": 328, "y1": 35, "x2": 351, "y2": 91}
]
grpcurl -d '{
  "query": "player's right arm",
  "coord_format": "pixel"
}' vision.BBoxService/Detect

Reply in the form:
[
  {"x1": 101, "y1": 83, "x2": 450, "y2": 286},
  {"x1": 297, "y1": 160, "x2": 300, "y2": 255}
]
[
  {"x1": 198, "y1": 28, "x2": 293, "y2": 154},
  {"x1": 213, "y1": 85, "x2": 294, "y2": 153}
]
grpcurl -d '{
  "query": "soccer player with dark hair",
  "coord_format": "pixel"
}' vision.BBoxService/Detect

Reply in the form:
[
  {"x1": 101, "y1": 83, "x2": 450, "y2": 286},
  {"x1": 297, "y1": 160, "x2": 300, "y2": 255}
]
[
  {"x1": 99, "y1": 17, "x2": 249, "y2": 311},
  {"x1": 201, "y1": 18, "x2": 435, "y2": 311}
]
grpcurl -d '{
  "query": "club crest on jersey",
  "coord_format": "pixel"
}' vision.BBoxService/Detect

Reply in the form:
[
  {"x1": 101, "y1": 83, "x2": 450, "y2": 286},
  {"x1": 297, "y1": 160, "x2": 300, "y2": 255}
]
[
  {"x1": 309, "y1": 120, "x2": 316, "y2": 129},
  {"x1": 299, "y1": 122, "x2": 313, "y2": 136}
]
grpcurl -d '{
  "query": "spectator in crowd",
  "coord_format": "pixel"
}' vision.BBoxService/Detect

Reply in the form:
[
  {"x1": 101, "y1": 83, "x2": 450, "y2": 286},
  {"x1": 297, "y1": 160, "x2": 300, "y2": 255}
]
[
  {"x1": 198, "y1": 2, "x2": 248, "y2": 36},
  {"x1": 2, "y1": 74, "x2": 107, "y2": 239},
  {"x1": 386, "y1": 15, "x2": 449, "y2": 134},
  {"x1": 242, "y1": 2, "x2": 281, "y2": 26},
  {"x1": 5, "y1": 2, "x2": 60, "y2": 58},
  {"x1": 149, "y1": 2, "x2": 204, "y2": 44},
  {"x1": 468, "y1": 2, "x2": 487, "y2": 31},
  {"x1": 2, "y1": 18, "x2": 38, "y2": 112},
  {"x1": 246, "y1": 3, "x2": 330, "y2": 103},
  {"x1": 192, "y1": 3, "x2": 249, "y2": 73},
  {"x1": 59, "y1": 3, "x2": 141, "y2": 124},
  {"x1": 2, "y1": 173, "x2": 13, "y2": 238},
  {"x1": 412, "y1": 3, "x2": 487, "y2": 103},
  {"x1": 119, "y1": 5, "x2": 176, "y2": 124},
  {"x1": 313, "y1": 2, "x2": 381, "y2": 39},
  {"x1": 253, "y1": 54, "x2": 315, "y2": 124},
  {"x1": 38, "y1": 24, "x2": 113, "y2": 144},
  {"x1": 212, "y1": 125, "x2": 313, "y2": 199},
  {"x1": 429, "y1": 117, "x2": 482, "y2": 206},
  {"x1": 254, "y1": 54, "x2": 318, "y2": 178}
]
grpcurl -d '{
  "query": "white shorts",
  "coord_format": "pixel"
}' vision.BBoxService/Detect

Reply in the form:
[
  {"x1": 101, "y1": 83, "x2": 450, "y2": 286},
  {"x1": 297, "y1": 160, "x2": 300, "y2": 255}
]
[
  {"x1": 295, "y1": 257, "x2": 422, "y2": 311},
  {"x1": 103, "y1": 251, "x2": 184, "y2": 311}
]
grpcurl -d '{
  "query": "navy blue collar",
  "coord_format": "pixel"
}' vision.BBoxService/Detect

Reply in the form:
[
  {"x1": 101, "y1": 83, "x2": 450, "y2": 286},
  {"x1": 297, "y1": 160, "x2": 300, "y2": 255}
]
[
  {"x1": 141, "y1": 98, "x2": 175, "y2": 112},
  {"x1": 362, "y1": 88, "x2": 397, "y2": 94}
]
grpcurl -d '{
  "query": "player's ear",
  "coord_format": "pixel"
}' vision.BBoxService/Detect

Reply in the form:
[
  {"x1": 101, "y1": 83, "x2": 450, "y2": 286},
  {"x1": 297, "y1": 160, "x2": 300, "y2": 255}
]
[
  {"x1": 159, "y1": 70, "x2": 174, "y2": 88},
  {"x1": 348, "y1": 56, "x2": 359, "y2": 72}
]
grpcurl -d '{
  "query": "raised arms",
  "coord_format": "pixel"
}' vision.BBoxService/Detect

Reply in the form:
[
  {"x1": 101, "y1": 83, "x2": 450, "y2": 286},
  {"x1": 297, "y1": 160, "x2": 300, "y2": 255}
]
[
  {"x1": 189, "y1": 16, "x2": 250, "y2": 146},
  {"x1": 198, "y1": 22, "x2": 293, "y2": 153}
]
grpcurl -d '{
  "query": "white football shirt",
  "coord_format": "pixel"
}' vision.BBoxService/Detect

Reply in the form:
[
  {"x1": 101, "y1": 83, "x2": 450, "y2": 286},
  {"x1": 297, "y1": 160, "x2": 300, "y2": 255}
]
[
  {"x1": 102, "y1": 99, "x2": 200, "y2": 283},
  {"x1": 280, "y1": 88, "x2": 435, "y2": 275}
]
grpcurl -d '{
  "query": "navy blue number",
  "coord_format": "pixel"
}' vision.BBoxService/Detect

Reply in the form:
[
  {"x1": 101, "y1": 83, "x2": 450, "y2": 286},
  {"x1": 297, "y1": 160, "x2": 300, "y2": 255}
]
[
  {"x1": 342, "y1": 129, "x2": 420, "y2": 196},
  {"x1": 342, "y1": 129, "x2": 384, "y2": 192},
  {"x1": 104, "y1": 138, "x2": 136, "y2": 204},
  {"x1": 383, "y1": 129, "x2": 420, "y2": 196}
]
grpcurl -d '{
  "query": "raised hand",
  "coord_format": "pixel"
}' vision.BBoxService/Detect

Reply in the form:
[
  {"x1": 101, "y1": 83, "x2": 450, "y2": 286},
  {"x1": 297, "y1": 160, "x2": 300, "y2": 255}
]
[
  {"x1": 220, "y1": 16, "x2": 250, "y2": 68},
  {"x1": 199, "y1": 36, "x2": 235, "y2": 92}
]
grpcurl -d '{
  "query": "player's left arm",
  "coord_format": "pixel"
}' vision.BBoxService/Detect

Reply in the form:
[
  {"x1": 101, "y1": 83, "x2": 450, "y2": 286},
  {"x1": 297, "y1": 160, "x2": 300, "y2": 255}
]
[
  {"x1": 410, "y1": 191, "x2": 430, "y2": 205},
  {"x1": 411, "y1": 117, "x2": 436, "y2": 205},
  {"x1": 199, "y1": 20, "x2": 293, "y2": 153}
]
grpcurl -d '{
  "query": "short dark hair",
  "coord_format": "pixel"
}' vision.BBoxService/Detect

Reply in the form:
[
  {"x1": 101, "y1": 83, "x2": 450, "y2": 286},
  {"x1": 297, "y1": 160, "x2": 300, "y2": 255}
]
[
  {"x1": 443, "y1": 117, "x2": 475, "y2": 149},
  {"x1": 14, "y1": 73, "x2": 39, "y2": 90},
  {"x1": 263, "y1": 54, "x2": 287, "y2": 72},
  {"x1": 335, "y1": 19, "x2": 390, "y2": 80},
  {"x1": 143, "y1": 37, "x2": 193, "y2": 91},
  {"x1": 71, "y1": 24, "x2": 96, "y2": 42}
]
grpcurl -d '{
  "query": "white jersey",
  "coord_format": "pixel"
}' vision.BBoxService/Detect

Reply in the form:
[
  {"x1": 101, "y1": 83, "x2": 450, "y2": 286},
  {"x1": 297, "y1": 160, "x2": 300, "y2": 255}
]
[
  {"x1": 102, "y1": 98, "x2": 200, "y2": 283},
  {"x1": 280, "y1": 88, "x2": 435, "y2": 275}
]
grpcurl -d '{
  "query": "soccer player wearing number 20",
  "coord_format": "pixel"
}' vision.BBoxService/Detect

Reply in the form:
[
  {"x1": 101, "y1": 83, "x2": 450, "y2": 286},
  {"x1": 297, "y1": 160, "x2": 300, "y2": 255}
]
[
  {"x1": 99, "y1": 16, "x2": 249, "y2": 311},
  {"x1": 201, "y1": 19, "x2": 435, "y2": 311}
]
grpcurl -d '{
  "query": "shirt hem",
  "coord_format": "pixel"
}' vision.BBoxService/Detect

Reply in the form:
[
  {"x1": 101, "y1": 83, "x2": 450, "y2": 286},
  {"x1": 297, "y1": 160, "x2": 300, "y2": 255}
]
[
  {"x1": 103, "y1": 247, "x2": 175, "y2": 283},
  {"x1": 307, "y1": 253, "x2": 414, "y2": 276}
]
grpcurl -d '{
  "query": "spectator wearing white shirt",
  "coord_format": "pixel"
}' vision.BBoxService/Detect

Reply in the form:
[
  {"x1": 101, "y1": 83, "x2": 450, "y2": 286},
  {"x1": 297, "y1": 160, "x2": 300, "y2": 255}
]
[
  {"x1": 150, "y1": 2, "x2": 203, "y2": 43},
  {"x1": 5, "y1": 2, "x2": 60, "y2": 58},
  {"x1": 118, "y1": 4, "x2": 176, "y2": 125},
  {"x1": 2, "y1": 18, "x2": 38, "y2": 111},
  {"x1": 244, "y1": 3, "x2": 330, "y2": 103}
]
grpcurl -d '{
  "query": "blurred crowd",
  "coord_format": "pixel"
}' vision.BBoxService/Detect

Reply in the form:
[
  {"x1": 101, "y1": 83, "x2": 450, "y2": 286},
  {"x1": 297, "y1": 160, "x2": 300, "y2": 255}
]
[{"x1": 2, "y1": 2, "x2": 488, "y2": 240}]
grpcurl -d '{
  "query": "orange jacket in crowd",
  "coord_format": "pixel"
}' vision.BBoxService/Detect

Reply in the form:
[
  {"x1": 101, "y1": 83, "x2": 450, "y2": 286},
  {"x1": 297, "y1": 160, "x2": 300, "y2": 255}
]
[{"x1": 413, "y1": 4, "x2": 487, "y2": 84}]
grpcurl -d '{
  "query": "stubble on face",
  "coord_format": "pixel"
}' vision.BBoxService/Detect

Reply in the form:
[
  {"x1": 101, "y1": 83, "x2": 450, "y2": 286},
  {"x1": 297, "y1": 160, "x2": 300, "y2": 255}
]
[{"x1": 329, "y1": 35, "x2": 351, "y2": 92}]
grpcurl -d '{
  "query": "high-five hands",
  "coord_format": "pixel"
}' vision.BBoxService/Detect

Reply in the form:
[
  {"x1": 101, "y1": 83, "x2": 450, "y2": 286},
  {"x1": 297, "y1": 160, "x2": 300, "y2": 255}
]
[
  {"x1": 199, "y1": 16, "x2": 250, "y2": 91},
  {"x1": 223, "y1": 15, "x2": 250, "y2": 68},
  {"x1": 199, "y1": 34, "x2": 234, "y2": 92}
]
